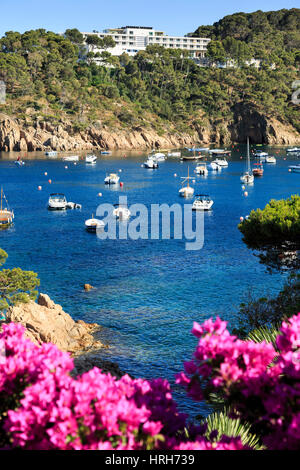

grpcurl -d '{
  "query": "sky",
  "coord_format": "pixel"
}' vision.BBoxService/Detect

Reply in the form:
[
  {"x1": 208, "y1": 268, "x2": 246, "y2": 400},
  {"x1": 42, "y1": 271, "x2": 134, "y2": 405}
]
[{"x1": 0, "y1": 0, "x2": 298, "y2": 38}]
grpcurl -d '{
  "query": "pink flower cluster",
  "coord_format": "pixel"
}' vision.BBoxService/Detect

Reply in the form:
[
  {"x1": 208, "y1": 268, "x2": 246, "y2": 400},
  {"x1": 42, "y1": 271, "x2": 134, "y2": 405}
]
[
  {"x1": 0, "y1": 323, "x2": 244, "y2": 450},
  {"x1": 177, "y1": 314, "x2": 300, "y2": 450}
]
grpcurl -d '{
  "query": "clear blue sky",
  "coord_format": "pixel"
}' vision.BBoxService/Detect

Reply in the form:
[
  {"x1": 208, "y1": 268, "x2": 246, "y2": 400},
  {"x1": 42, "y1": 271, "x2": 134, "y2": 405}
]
[{"x1": 0, "y1": 0, "x2": 298, "y2": 38}]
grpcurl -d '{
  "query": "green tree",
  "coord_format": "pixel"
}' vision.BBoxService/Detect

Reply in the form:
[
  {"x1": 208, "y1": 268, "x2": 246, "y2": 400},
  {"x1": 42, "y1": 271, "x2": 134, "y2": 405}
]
[{"x1": 0, "y1": 249, "x2": 40, "y2": 311}]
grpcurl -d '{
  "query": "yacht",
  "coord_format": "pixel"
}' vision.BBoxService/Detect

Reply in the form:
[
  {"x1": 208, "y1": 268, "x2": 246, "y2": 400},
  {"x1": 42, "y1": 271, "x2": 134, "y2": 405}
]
[
  {"x1": 240, "y1": 138, "x2": 254, "y2": 184},
  {"x1": 0, "y1": 188, "x2": 14, "y2": 229},
  {"x1": 85, "y1": 154, "x2": 97, "y2": 164},
  {"x1": 144, "y1": 158, "x2": 158, "y2": 169},
  {"x1": 113, "y1": 204, "x2": 131, "y2": 220},
  {"x1": 192, "y1": 195, "x2": 214, "y2": 211},
  {"x1": 214, "y1": 158, "x2": 228, "y2": 167},
  {"x1": 62, "y1": 155, "x2": 79, "y2": 162},
  {"x1": 254, "y1": 151, "x2": 268, "y2": 162},
  {"x1": 194, "y1": 163, "x2": 208, "y2": 175},
  {"x1": 179, "y1": 167, "x2": 194, "y2": 198},
  {"x1": 85, "y1": 216, "x2": 105, "y2": 232},
  {"x1": 287, "y1": 147, "x2": 300, "y2": 153},
  {"x1": 265, "y1": 156, "x2": 276, "y2": 163},
  {"x1": 104, "y1": 173, "x2": 120, "y2": 184},
  {"x1": 48, "y1": 193, "x2": 68, "y2": 211}
]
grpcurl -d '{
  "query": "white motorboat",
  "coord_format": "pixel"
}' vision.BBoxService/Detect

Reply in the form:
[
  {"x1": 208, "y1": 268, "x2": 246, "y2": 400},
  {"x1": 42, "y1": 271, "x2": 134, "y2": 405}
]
[
  {"x1": 253, "y1": 151, "x2": 268, "y2": 162},
  {"x1": 214, "y1": 158, "x2": 228, "y2": 167},
  {"x1": 85, "y1": 154, "x2": 97, "y2": 164},
  {"x1": 265, "y1": 156, "x2": 276, "y2": 163},
  {"x1": 151, "y1": 152, "x2": 166, "y2": 161},
  {"x1": 100, "y1": 150, "x2": 111, "y2": 155},
  {"x1": 192, "y1": 195, "x2": 214, "y2": 211},
  {"x1": 241, "y1": 138, "x2": 254, "y2": 184},
  {"x1": 85, "y1": 216, "x2": 105, "y2": 232},
  {"x1": 48, "y1": 193, "x2": 68, "y2": 210},
  {"x1": 287, "y1": 147, "x2": 300, "y2": 153},
  {"x1": 113, "y1": 204, "x2": 131, "y2": 220},
  {"x1": 289, "y1": 165, "x2": 300, "y2": 173},
  {"x1": 207, "y1": 162, "x2": 220, "y2": 171},
  {"x1": 144, "y1": 158, "x2": 158, "y2": 169},
  {"x1": 62, "y1": 155, "x2": 79, "y2": 162},
  {"x1": 45, "y1": 151, "x2": 57, "y2": 157},
  {"x1": 179, "y1": 167, "x2": 194, "y2": 198},
  {"x1": 104, "y1": 173, "x2": 120, "y2": 184},
  {"x1": 167, "y1": 151, "x2": 181, "y2": 157},
  {"x1": 0, "y1": 188, "x2": 14, "y2": 229},
  {"x1": 194, "y1": 163, "x2": 208, "y2": 175}
]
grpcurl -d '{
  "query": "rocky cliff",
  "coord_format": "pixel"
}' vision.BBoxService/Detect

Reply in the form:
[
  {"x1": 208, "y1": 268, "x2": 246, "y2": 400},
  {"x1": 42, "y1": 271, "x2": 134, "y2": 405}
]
[{"x1": 0, "y1": 108, "x2": 299, "y2": 152}]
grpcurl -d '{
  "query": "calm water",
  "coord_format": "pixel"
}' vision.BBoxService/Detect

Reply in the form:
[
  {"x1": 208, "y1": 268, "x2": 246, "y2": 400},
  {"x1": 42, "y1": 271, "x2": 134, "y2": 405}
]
[{"x1": 0, "y1": 146, "x2": 299, "y2": 417}]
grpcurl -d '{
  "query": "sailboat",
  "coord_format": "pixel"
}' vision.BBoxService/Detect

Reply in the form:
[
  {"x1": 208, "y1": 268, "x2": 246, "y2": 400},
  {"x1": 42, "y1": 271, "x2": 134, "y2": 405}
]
[
  {"x1": 240, "y1": 138, "x2": 254, "y2": 184},
  {"x1": 0, "y1": 188, "x2": 14, "y2": 228},
  {"x1": 179, "y1": 167, "x2": 194, "y2": 197}
]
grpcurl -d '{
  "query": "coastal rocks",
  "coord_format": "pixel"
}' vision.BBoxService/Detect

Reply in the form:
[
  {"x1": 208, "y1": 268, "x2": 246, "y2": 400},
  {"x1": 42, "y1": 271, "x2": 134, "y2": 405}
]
[
  {"x1": 1, "y1": 108, "x2": 299, "y2": 152},
  {"x1": 230, "y1": 103, "x2": 300, "y2": 145},
  {"x1": 5, "y1": 293, "x2": 102, "y2": 353},
  {"x1": 84, "y1": 283, "x2": 93, "y2": 291}
]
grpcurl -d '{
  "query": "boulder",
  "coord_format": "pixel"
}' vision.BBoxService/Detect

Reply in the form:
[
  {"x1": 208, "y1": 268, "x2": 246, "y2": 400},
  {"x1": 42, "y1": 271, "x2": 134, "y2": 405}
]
[{"x1": 6, "y1": 293, "x2": 102, "y2": 354}]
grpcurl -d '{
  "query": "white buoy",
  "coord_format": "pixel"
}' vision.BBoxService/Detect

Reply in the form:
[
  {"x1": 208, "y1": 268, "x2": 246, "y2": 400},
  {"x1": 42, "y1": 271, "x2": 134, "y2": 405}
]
[
  {"x1": 65, "y1": 165, "x2": 68, "y2": 169},
  {"x1": 119, "y1": 169, "x2": 122, "y2": 172},
  {"x1": 240, "y1": 216, "x2": 244, "y2": 222},
  {"x1": 44, "y1": 172, "x2": 48, "y2": 176},
  {"x1": 244, "y1": 191, "x2": 248, "y2": 197},
  {"x1": 98, "y1": 192, "x2": 102, "y2": 197},
  {"x1": 74, "y1": 162, "x2": 77, "y2": 165},
  {"x1": 174, "y1": 173, "x2": 177, "y2": 177},
  {"x1": 242, "y1": 185, "x2": 245, "y2": 190},
  {"x1": 38, "y1": 186, "x2": 42, "y2": 191}
]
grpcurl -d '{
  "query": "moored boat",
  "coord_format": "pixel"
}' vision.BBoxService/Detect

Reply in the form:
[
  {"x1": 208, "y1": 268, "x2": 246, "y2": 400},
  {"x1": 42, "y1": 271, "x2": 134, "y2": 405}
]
[
  {"x1": 194, "y1": 163, "x2": 208, "y2": 175},
  {"x1": 48, "y1": 193, "x2": 68, "y2": 210},
  {"x1": 253, "y1": 162, "x2": 264, "y2": 177},
  {"x1": 85, "y1": 216, "x2": 105, "y2": 232},
  {"x1": 241, "y1": 138, "x2": 254, "y2": 184},
  {"x1": 179, "y1": 167, "x2": 194, "y2": 198},
  {"x1": 192, "y1": 195, "x2": 214, "y2": 211},
  {"x1": 85, "y1": 154, "x2": 97, "y2": 164},
  {"x1": 104, "y1": 173, "x2": 120, "y2": 184},
  {"x1": 0, "y1": 188, "x2": 14, "y2": 229},
  {"x1": 62, "y1": 155, "x2": 79, "y2": 162},
  {"x1": 289, "y1": 165, "x2": 300, "y2": 173}
]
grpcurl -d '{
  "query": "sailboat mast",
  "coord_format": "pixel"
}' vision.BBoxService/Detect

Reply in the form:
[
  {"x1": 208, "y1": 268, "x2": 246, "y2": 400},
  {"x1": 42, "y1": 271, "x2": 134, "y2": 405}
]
[
  {"x1": 1, "y1": 187, "x2": 2, "y2": 212},
  {"x1": 187, "y1": 166, "x2": 190, "y2": 188},
  {"x1": 247, "y1": 137, "x2": 250, "y2": 172}
]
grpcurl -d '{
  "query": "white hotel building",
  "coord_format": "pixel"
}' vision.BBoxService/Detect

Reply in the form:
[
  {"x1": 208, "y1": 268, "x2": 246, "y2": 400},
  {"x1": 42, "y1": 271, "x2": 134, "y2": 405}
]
[{"x1": 82, "y1": 26, "x2": 210, "y2": 60}]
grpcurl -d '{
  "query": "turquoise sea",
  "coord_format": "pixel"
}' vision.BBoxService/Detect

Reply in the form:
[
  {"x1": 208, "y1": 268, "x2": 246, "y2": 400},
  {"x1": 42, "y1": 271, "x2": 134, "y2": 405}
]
[{"x1": 0, "y1": 145, "x2": 299, "y2": 417}]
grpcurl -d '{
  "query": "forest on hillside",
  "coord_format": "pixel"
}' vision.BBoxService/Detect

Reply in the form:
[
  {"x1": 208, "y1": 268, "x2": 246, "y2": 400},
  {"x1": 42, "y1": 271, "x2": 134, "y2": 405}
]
[{"x1": 0, "y1": 8, "x2": 299, "y2": 139}]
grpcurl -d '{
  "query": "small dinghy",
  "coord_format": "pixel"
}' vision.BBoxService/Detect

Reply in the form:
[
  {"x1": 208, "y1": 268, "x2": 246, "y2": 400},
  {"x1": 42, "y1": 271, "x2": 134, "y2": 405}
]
[{"x1": 85, "y1": 216, "x2": 105, "y2": 232}]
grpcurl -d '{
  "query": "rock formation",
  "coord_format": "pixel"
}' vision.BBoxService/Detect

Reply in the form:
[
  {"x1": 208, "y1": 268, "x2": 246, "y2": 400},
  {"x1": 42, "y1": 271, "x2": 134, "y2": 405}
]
[
  {"x1": 5, "y1": 293, "x2": 102, "y2": 353},
  {"x1": 1, "y1": 108, "x2": 299, "y2": 152}
]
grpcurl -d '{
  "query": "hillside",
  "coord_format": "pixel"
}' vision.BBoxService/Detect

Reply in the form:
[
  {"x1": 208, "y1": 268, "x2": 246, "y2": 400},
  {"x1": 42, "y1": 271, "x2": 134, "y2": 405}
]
[{"x1": 0, "y1": 10, "x2": 299, "y2": 151}]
